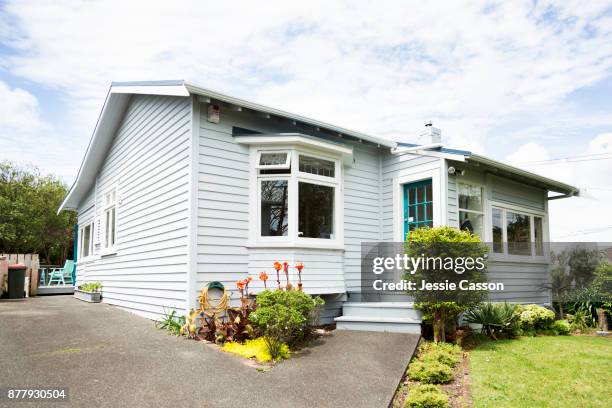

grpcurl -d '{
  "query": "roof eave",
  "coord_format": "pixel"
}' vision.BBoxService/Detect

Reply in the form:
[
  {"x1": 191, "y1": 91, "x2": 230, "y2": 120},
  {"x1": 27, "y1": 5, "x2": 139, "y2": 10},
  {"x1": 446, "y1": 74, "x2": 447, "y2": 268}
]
[
  {"x1": 466, "y1": 153, "x2": 579, "y2": 197},
  {"x1": 184, "y1": 82, "x2": 396, "y2": 149}
]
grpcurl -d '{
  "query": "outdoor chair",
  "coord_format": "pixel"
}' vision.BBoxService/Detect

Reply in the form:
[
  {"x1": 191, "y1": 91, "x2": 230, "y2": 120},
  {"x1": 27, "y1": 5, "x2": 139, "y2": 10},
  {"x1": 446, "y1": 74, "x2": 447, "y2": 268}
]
[{"x1": 48, "y1": 260, "x2": 75, "y2": 286}]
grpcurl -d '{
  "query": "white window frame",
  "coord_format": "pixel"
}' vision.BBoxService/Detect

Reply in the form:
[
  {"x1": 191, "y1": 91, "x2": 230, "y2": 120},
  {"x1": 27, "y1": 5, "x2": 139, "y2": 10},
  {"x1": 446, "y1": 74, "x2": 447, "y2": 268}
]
[
  {"x1": 79, "y1": 222, "x2": 94, "y2": 260},
  {"x1": 457, "y1": 181, "x2": 486, "y2": 240},
  {"x1": 102, "y1": 188, "x2": 118, "y2": 255},
  {"x1": 249, "y1": 146, "x2": 344, "y2": 249},
  {"x1": 488, "y1": 201, "x2": 548, "y2": 262}
]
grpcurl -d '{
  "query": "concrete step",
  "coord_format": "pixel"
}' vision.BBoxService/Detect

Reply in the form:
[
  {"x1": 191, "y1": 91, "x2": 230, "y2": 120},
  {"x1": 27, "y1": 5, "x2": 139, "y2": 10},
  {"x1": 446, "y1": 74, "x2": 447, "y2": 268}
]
[
  {"x1": 341, "y1": 302, "x2": 422, "y2": 320},
  {"x1": 335, "y1": 316, "x2": 422, "y2": 334},
  {"x1": 334, "y1": 302, "x2": 423, "y2": 333}
]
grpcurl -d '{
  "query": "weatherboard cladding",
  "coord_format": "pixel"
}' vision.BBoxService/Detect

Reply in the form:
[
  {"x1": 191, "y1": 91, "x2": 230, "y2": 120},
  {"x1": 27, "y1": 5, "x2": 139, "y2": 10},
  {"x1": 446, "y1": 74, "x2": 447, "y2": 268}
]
[
  {"x1": 72, "y1": 91, "x2": 555, "y2": 319},
  {"x1": 76, "y1": 94, "x2": 192, "y2": 319}
]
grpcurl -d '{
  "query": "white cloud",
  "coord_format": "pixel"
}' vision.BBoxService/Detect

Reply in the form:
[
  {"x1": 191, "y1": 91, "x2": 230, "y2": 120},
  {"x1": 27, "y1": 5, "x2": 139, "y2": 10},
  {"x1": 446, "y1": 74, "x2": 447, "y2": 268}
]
[
  {"x1": 506, "y1": 142, "x2": 551, "y2": 165},
  {"x1": 2, "y1": 0, "x2": 612, "y2": 150},
  {"x1": 0, "y1": 80, "x2": 45, "y2": 131},
  {"x1": 505, "y1": 137, "x2": 612, "y2": 242}
]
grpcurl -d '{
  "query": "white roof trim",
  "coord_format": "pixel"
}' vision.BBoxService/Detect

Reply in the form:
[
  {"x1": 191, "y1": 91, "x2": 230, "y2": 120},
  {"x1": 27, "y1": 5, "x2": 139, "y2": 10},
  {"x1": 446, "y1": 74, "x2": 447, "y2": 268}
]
[
  {"x1": 184, "y1": 82, "x2": 396, "y2": 148},
  {"x1": 467, "y1": 153, "x2": 579, "y2": 196}
]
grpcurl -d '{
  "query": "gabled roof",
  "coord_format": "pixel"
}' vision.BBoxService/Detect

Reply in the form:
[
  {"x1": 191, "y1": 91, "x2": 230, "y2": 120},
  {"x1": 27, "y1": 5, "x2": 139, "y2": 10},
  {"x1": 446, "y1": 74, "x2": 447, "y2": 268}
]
[{"x1": 59, "y1": 80, "x2": 578, "y2": 212}]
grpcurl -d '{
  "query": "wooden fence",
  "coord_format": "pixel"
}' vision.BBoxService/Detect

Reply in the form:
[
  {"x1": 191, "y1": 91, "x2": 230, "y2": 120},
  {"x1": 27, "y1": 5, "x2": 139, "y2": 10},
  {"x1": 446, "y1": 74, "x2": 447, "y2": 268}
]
[{"x1": 0, "y1": 254, "x2": 39, "y2": 297}]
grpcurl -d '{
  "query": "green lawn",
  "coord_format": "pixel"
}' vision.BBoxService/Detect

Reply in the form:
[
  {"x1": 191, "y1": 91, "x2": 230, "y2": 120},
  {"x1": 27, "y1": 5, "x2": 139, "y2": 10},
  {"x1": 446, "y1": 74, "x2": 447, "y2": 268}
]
[{"x1": 470, "y1": 336, "x2": 612, "y2": 408}]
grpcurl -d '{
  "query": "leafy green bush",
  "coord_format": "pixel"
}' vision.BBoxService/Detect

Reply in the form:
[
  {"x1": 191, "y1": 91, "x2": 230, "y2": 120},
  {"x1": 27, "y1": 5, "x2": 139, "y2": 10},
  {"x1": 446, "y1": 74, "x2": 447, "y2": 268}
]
[
  {"x1": 407, "y1": 360, "x2": 453, "y2": 384},
  {"x1": 405, "y1": 384, "x2": 449, "y2": 408},
  {"x1": 406, "y1": 226, "x2": 489, "y2": 343},
  {"x1": 418, "y1": 342, "x2": 462, "y2": 367},
  {"x1": 464, "y1": 302, "x2": 517, "y2": 339},
  {"x1": 567, "y1": 307, "x2": 595, "y2": 332},
  {"x1": 79, "y1": 281, "x2": 102, "y2": 292},
  {"x1": 251, "y1": 289, "x2": 324, "y2": 358},
  {"x1": 514, "y1": 304, "x2": 555, "y2": 333},
  {"x1": 552, "y1": 320, "x2": 571, "y2": 335}
]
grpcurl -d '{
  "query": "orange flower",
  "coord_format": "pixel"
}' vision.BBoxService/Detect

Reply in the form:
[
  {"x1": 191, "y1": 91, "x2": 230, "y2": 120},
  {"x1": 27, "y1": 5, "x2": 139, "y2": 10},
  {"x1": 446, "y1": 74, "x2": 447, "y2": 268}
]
[
  {"x1": 259, "y1": 271, "x2": 269, "y2": 281},
  {"x1": 246, "y1": 276, "x2": 253, "y2": 283},
  {"x1": 273, "y1": 261, "x2": 282, "y2": 271},
  {"x1": 236, "y1": 279, "x2": 246, "y2": 290},
  {"x1": 295, "y1": 262, "x2": 304, "y2": 271},
  {"x1": 283, "y1": 261, "x2": 289, "y2": 272}
]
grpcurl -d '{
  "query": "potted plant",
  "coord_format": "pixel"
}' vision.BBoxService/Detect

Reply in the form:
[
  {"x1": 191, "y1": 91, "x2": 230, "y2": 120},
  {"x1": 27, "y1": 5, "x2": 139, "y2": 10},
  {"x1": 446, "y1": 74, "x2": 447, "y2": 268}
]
[{"x1": 74, "y1": 281, "x2": 102, "y2": 303}]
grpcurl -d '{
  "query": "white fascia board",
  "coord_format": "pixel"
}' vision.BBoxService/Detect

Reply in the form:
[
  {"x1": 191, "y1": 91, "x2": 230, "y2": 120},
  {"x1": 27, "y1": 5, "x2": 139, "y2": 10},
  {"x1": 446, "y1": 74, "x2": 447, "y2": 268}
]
[
  {"x1": 184, "y1": 82, "x2": 396, "y2": 148},
  {"x1": 468, "y1": 153, "x2": 579, "y2": 196},
  {"x1": 110, "y1": 84, "x2": 190, "y2": 97},
  {"x1": 235, "y1": 134, "x2": 353, "y2": 156}
]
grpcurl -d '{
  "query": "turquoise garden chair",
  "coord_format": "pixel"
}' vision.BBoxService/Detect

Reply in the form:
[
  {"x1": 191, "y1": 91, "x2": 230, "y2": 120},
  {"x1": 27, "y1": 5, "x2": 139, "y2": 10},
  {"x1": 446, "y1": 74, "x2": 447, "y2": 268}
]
[{"x1": 48, "y1": 260, "x2": 75, "y2": 286}]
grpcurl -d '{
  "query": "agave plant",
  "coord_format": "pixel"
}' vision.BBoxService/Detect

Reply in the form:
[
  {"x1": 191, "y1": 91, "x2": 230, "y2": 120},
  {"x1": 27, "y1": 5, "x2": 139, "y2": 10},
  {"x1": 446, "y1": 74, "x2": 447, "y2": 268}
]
[{"x1": 464, "y1": 302, "x2": 517, "y2": 340}]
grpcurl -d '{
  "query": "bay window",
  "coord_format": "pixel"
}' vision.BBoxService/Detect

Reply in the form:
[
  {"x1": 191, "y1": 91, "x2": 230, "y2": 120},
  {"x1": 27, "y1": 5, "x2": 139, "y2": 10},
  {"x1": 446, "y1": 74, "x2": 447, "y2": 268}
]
[
  {"x1": 491, "y1": 206, "x2": 545, "y2": 258},
  {"x1": 254, "y1": 148, "x2": 341, "y2": 246}
]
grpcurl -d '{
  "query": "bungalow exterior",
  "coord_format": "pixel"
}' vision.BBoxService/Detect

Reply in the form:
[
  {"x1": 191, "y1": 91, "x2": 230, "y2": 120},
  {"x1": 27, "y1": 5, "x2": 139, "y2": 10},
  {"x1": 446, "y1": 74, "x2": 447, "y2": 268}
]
[{"x1": 58, "y1": 80, "x2": 578, "y2": 332}]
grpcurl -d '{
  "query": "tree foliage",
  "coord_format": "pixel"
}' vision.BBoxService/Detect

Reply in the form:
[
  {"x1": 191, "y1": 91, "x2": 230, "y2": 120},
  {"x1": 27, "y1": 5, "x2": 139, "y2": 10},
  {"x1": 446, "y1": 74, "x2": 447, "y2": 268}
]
[{"x1": 0, "y1": 161, "x2": 76, "y2": 264}]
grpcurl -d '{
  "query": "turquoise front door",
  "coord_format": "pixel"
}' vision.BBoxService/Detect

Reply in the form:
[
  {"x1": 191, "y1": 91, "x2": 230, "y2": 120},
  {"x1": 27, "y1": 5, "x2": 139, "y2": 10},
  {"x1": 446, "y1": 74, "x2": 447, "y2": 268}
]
[{"x1": 403, "y1": 179, "x2": 433, "y2": 237}]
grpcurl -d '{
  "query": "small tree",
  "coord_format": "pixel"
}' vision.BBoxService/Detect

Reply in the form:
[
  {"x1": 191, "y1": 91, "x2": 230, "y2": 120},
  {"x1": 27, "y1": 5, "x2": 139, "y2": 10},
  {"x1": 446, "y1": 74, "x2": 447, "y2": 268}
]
[{"x1": 405, "y1": 226, "x2": 489, "y2": 343}]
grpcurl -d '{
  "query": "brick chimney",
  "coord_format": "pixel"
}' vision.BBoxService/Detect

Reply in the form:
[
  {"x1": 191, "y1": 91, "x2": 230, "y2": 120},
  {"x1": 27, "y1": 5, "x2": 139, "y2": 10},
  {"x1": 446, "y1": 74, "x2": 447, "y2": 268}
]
[{"x1": 416, "y1": 121, "x2": 441, "y2": 145}]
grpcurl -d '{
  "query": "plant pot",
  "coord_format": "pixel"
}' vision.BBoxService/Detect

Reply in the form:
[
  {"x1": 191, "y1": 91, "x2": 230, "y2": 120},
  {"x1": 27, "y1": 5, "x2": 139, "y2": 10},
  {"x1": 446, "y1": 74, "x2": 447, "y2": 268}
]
[{"x1": 74, "y1": 289, "x2": 101, "y2": 303}]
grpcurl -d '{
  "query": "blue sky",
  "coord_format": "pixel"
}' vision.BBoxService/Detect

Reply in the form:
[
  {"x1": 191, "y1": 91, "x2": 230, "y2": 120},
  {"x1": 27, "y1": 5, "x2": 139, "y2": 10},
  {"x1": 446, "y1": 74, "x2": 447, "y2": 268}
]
[{"x1": 1, "y1": 0, "x2": 611, "y2": 240}]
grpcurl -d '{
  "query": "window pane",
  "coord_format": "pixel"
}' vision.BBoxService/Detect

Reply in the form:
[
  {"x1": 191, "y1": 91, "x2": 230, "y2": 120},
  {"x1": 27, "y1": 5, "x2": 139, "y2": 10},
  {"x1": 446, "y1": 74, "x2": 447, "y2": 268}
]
[
  {"x1": 110, "y1": 208, "x2": 116, "y2": 246},
  {"x1": 460, "y1": 211, "x2": 483, "y2": 238},
  {"x1": 409, "y1": 188, "x2": 415, "y2": 204},
  {"x1": 426, "y1": 184, "x2": 432, "y2": 202},
  {"x1": 458, "y1": 183, "x2": 482, "y2": 212},
  {"x1": 417, "y1": 186, "x2": 425, "y2": 203},
  {"x1": 299, "y1": 155, "x2": 335, "y2": 178},
  {"x1": 426, "y1": 203, "x2": 433, "y2": 221},
  {"x1": 492, "y1": 208, "x2": 503, "y2": 253},
  {"x1": 507, "y1": 211, "x2": 531, "y2": 255},
  {"x1": 259, "y1": 152, "x2": 288, "y2": 166},
  {"x1": 83, "y1": 225, "x2": 91, "y2": 257},
  {"x1": 261, "y1": 180, "x2": 288, "y2": 236},
  {"x1": 534, "y1": 216, "x2": 543, "y2": 256},
  {"x1": 299, "y1": 182, "x2": 334, "y2": 239},
  {"x1": 105, "y1": 211, "x2": 110, "y2": 247}
]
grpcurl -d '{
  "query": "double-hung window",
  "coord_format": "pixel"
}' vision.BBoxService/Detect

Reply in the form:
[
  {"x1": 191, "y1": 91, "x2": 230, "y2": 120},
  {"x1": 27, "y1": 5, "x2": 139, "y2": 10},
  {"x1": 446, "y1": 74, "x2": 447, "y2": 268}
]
[
  {"x1": 79, "y1": 222, "x2": 94, "y2": 259},
  {"x1": 256, "y1": 148, "x2": 341, "y2": 246},
  {"x1": 103, "y1": 189, "x2": 117, "y2": 251},
  {"x1": 457, "y1": 182, "x2": 484, "y2": 238},
  {"x1": 491, "y1": 206, "x2": 545, "y2": 257}
]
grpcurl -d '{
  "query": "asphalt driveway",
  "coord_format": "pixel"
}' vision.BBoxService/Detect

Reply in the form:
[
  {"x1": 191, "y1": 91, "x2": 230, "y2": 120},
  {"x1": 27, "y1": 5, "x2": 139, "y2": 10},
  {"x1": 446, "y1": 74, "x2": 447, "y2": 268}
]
[{"x1": 0, "y1": 296, "x2": 419, "y2": 408}]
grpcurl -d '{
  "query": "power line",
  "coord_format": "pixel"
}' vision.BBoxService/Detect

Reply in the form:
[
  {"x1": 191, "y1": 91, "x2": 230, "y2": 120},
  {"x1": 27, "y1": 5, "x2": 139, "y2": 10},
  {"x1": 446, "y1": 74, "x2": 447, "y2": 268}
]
[{"x1": 519, "y1": 152, "x2": 612, "y2": 164}]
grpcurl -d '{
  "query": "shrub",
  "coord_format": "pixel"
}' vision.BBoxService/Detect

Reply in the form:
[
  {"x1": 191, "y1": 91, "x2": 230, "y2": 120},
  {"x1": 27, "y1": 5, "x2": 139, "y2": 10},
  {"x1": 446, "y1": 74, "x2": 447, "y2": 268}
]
[
  {"x1": 418, "y1": 342, "x2": 462, "y2": 367},
  {"x1": 406, "y1": 226, "x2": 489, "y2": 343},
  {"x1": 464, "y1": 302, "x2": 517, "y2": 339},
  {"x1": 222, "y1": 337, "x2": 289, "y2": 362},
  {"x1": 567, "y1": 307, "x2": 595, "y2": 332},
  {"x1": 250, "y1": 289, "x2": 324, "y2": 358},
  {"x1": 514, "y1": 304, "x2": 555, "y2": 332},
  {"x1": 405, "y1": 384, "x2": 449, "y2": 408},
  {"x1": 407, "y1": 360, "x2": 453, "y2": 384},
  {"x1": 552, "y1": 320, "x2": 571, "y2": 335}
]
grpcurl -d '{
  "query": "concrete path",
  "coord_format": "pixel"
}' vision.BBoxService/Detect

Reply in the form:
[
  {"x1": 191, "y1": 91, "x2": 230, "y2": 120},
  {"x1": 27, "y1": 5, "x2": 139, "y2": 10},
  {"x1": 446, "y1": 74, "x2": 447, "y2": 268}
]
[{"x1": 0, "y1": 296, "x2": 419, "y2": 408}]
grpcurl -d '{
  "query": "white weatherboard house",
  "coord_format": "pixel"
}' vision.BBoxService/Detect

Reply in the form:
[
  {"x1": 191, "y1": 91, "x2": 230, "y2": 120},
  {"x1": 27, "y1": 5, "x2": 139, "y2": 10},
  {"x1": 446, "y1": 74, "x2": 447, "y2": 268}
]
[{"x1": 59, "y1": 80, "x2": 578, "y2": 332}]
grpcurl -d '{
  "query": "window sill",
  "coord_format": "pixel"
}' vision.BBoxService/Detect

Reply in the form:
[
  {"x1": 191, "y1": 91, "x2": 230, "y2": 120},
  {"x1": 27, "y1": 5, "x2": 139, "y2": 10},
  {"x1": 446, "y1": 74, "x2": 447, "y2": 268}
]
[
  {"x1": 100, "y1": 249, "x2": 117, "y2": 257},
  {"x1": 247, "y1": 241, "x2": 345, "y2": 251},
  {"x1": 489, "y1": 254, "x2": 549, "y2": 264}
]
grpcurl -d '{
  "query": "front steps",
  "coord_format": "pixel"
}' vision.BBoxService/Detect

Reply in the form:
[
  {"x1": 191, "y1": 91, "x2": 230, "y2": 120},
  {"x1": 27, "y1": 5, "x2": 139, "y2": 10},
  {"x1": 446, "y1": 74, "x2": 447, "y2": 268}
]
[{"x1": 334, "y1": 302, "x2": 422, "y2": 333}]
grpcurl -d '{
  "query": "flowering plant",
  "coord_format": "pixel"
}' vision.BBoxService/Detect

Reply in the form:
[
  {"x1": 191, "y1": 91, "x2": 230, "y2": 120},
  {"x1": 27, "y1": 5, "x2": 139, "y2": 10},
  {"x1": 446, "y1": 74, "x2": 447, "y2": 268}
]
[{"x1": 259, "y1": 271, "x2": 269, "y2": 288}]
